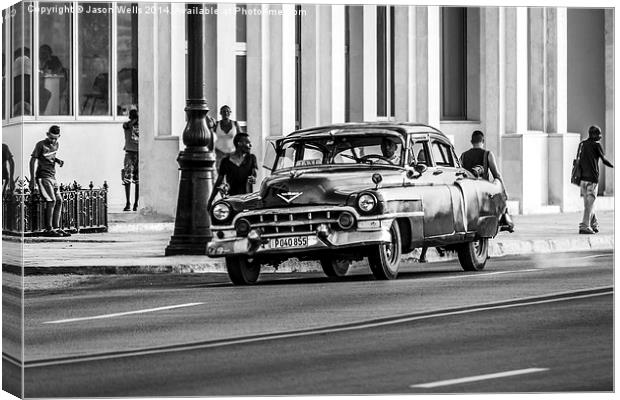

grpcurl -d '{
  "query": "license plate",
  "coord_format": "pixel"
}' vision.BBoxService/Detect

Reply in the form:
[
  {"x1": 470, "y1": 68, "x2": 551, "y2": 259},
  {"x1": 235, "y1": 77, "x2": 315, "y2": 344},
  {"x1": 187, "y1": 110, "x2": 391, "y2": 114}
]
[{"x1": 269, "y1": 236, "x2": 311, "y2": 249}]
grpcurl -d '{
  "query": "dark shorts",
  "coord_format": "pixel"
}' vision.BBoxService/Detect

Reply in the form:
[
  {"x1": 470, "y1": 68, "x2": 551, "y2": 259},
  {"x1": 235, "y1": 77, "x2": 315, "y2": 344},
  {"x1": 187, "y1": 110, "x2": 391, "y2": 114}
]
[
  {"x1": 122, "y1": 151, "x2": 139, "y2": 184},
  {"x1": 37, "y1": 177, "x2": 62, "y2": 202}
]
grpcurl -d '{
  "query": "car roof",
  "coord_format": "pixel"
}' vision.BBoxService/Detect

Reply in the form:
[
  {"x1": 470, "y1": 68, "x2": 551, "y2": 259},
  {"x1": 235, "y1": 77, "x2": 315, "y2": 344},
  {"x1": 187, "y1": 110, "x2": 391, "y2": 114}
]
[{"x1": 285, "y1": 122, "x2": 445, "y2": 141}]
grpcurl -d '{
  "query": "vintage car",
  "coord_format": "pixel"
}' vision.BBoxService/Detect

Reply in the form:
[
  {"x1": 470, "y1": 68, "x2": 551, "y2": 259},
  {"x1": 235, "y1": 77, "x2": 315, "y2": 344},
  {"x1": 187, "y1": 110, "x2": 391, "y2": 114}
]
[{"x1": 206, "y1": 122, "x2": 508, "y2": 285}]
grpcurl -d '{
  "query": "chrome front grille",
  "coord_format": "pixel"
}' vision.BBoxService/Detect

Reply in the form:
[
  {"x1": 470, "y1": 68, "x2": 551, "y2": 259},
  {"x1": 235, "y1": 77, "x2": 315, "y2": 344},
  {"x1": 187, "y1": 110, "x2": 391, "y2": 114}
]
[{"x1": 242, "y1": 209, "x2": 345, "y2": 236}]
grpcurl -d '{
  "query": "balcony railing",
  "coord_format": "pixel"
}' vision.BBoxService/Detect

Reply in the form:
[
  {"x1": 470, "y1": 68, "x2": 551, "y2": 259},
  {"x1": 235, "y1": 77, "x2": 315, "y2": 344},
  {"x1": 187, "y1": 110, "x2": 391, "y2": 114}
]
[{"x1": 2, "y1": 179, "x2": 108, "y2": 236}]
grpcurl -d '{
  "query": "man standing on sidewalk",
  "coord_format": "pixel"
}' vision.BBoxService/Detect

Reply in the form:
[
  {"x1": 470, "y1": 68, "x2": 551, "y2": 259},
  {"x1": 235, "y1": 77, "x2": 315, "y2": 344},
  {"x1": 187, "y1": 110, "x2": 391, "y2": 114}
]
[
  {"x1": 122, "y1": 109, "x2": 139, "y2": 211},
  {"x1": 578, "y1": 125, "x2": 614, "y2": 234},
  {"x1": 29, "y1": 125, "x2": 70, "y2": 237}
]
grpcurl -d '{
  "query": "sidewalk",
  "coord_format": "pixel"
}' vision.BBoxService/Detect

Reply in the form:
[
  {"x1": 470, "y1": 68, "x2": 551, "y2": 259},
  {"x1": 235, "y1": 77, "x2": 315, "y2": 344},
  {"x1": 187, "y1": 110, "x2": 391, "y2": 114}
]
[{"x1": 2, "y1": 210, "x2": 614, "y2": 275}]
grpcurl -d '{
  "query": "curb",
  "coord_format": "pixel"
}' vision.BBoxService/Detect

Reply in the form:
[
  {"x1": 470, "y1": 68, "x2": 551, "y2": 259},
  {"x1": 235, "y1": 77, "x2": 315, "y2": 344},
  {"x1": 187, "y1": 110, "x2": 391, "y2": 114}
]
[{"x1": 6, "y1": 234, "x2": 613, "y2": 276}]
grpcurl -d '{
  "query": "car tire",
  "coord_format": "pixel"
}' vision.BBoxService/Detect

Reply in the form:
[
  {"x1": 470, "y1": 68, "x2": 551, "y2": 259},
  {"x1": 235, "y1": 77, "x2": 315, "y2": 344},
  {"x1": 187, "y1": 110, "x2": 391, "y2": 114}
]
[
  {"x1": 457, "y1": 238, "x2": 489, "y2": 271},
  {"x1": 225, "y1": 256, "x2": 261, "y2": 285},
  {"x1": 368, "y1": 220, "x2": 402, "y2": 280},
  {"x1": 320, "y1": 258, "x2": 351, "y2": 278}
]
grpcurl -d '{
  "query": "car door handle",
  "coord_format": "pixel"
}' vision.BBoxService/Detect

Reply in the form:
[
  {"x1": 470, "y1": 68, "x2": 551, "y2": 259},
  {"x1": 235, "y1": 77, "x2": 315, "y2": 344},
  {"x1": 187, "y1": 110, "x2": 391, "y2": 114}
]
[{"x1": 433, "y1": 170, "x2": 443, "y2": 175}]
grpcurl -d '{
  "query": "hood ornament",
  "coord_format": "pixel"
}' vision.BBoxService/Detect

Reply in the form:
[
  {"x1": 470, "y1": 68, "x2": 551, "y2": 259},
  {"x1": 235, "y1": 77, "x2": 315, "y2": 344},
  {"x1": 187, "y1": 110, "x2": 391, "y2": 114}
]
[{"x1": 277, "y1": 191, "x2": 303, "y2": 204}]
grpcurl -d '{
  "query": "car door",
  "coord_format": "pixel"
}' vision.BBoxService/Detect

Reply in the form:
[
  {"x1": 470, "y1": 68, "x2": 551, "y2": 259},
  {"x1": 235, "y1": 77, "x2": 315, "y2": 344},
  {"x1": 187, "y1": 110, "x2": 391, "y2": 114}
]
[
  {"x1": 428, "y1": 138, "x2": 467, "y2": 234},
  {"x1": 408, "y1": 137, "x2": 457, "y2": 238}
]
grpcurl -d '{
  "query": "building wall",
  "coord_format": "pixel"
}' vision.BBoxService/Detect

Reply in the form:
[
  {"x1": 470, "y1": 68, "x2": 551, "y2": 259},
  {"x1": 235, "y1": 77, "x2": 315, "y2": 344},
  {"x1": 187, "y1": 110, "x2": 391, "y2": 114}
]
[
  {"x1": 3, "y1": 4, "x2": 613, "y2": 218},
  {"x1": 3, "y1": 121, "x2": 127, "y2": 207}
]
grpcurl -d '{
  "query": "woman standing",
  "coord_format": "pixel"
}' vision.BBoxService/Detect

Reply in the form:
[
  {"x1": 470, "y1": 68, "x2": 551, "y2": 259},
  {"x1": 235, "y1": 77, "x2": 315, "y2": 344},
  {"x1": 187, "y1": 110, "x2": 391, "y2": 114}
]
[
  {"x1": 209, "y1": 132, "x2": 257, "y2": 207},
  {"x1": 214, "y1": 105, "x2": 242, "y2": 171}
]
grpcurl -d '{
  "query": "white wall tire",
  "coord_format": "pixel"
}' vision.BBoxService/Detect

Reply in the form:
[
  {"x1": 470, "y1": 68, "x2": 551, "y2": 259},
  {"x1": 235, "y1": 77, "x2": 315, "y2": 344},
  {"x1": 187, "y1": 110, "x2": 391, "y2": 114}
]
[
  {"x1": 225, "y1": 256, "x2": 261, "y2": 285},
  {"x1": 368, "y1": 221, "x2": 402, "y2": 280},
  {"x1": 457, "y1": 238, "x2": 489, "y2": 271}
]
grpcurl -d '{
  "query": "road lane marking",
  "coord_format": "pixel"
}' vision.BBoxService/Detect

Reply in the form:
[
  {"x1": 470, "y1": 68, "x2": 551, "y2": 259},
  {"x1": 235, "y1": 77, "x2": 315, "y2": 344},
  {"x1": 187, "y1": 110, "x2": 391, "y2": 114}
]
[
  {"x1": 43, "y1": 303, "x2": 204, "y2": 324},
  {"x1": 439, "y1": 269, "x2": 540, "y2": 279},
  {"x1": 28, "y1": 287, "x2": 612, "y2": 367},
  {"x1": 577, "y1": 254, "x2": 609, "y2": 259},
  {"x1": 410, "y1": 368, "x2": 549, "y2": 388}
]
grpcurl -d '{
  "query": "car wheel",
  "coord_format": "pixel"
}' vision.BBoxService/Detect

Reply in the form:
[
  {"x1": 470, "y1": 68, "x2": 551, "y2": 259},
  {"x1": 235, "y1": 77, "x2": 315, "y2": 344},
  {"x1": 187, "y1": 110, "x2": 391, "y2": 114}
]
[
  {"x1": 320, "y1": 258, "x2": 351, "y2": 278},
  {"x1": 457, "y1": 238, "x2": 489, "y2": 271},
  {"x1": 368, "y1": 220, "x2": 402, "y2": 280},
  {"x1": 225, "y1": 256, "x2": 261, "y2": 285}
]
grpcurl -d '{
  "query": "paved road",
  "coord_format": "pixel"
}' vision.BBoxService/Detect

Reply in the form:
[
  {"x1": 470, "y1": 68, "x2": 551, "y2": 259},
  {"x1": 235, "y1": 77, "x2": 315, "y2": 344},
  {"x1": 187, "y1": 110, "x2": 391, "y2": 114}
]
[{"x1": 3, "y1": 250, "x2": 613, "y2": 396}]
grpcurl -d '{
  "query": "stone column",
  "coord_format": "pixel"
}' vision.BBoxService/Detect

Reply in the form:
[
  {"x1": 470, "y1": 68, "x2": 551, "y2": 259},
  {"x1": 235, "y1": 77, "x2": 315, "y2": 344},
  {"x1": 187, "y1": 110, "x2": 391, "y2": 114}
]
[
  {"x1": 414, "y1": 6, "x2": 441, "y2": 127},
  {"x1": 480, "y1": 7, "x2": 503, "y2": 156},
  {"x1": 246, "y1": 4, "x2": 270, "y2": 185},
  {"x1": 546, "y1": 8, "x2": 581, "y2": 212},
  {"x1": 269, "y1": 4, "x2": 296, "y2": 136},
  {"x1": 604, "y1": 9, "x2": 614, "y2": 196},
  {"x1": 318, "y1": 5, "x2": 346, "y2": 125},
  {"x1": 528, "y1": 8, "x2": 545, "y2": 132},
  {"x1": 347, "y1": 5, "x2": 377, "y2": 121},
  {"x1": 300, "y1": 5, "x2": 320, "y2": 127},
  {"x1": 139, "y1": 3, "x2": 182, "y2": 219},
  {"x1": 502, "y1": 7, "x2": 551, "y2": 214},
  {"x1": 394, "y1": 6, "x2": 416, "y2": 122},
  {"x1": 216, "y1": 3, "x2": 236, "y2": 113},
  {"x1": 300, "y1": 5, "x2": 346, "y2": 128}
]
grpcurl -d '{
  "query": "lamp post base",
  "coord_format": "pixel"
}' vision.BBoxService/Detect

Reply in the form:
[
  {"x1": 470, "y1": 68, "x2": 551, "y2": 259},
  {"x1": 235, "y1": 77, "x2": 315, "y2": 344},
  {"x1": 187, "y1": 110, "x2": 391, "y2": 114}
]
[{"x1": 165, "y1": 148, "x2": 215, "y2": 256}]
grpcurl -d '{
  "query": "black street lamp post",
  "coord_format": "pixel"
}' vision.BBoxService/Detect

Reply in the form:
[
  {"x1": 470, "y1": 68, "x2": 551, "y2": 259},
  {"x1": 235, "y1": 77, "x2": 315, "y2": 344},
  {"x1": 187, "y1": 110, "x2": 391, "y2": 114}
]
[{"x1": 166, "y1": 4, "x2": 215, "y2": 256}]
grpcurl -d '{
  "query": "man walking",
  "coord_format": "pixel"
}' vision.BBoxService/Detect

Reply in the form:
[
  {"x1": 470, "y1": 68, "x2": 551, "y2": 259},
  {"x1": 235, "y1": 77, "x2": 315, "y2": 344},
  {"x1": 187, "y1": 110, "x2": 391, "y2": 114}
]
[
  {"x1": 29, "y1": 125, "x2": 70, "y2": 237},
  {"x1": 577, "y1": 125, "x2": 614, "y2": 234},
  {"x1": 122, "y1": 109, "x2": 139, "y2": 211}
]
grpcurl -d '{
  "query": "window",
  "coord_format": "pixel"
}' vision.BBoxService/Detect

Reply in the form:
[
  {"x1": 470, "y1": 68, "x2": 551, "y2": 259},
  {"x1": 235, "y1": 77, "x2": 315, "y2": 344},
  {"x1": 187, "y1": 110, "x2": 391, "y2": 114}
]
[
  {"x1": 117, "y1": 4, "x2": 138, "y2": 115},
  {"x1": 441, "y1": 7, "x2": 467, "y2": 120},
  {"x1": 377, "y1": 6, "x2": 395, "y2": 118},
  {"x1": 39, "y1": 2, "x2": 72, "y2": 116},
  {"x1": 78, "y1": 2, "x2": 111, "y2": 116},
  {"x1": 411, "y1": 140, "x2": 429, "y2": 166},
  {"x1": 11, "y1": 2, "x2": 33, "y2": 117},
  {"x1": 432, "y1": 141, "x2": 456, "y2": 167},
  {"x1": 2, "y1": 2, "x2": 138, "y2": 121}
]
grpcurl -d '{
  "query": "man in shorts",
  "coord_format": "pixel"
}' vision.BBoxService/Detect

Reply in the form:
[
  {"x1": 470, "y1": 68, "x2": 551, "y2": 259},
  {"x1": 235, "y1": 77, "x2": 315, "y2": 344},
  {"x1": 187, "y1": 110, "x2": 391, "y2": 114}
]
[
  {"x1": 122, "y1": 109, "x2": 139, "y2": 211},
  {"x1": 29, "y1": 125, "x2": 70, "y2": 237}
]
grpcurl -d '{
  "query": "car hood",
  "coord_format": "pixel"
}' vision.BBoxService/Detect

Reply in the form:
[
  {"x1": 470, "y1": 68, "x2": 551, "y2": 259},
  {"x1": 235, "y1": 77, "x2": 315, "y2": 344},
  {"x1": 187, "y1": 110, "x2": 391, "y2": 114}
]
[{"x1": 256, "y1": 168, "x2": 404, "y2": 208}]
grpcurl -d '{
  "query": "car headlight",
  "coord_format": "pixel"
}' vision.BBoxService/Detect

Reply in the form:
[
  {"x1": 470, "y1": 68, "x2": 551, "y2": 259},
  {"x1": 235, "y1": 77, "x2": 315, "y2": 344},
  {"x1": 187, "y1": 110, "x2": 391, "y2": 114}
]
[
  {"x1": 357, "y1": 193, "x2": 377, "y2": 213},
  {"x1": 212, "y1": 202, "x2": 232, "y2": 222}
]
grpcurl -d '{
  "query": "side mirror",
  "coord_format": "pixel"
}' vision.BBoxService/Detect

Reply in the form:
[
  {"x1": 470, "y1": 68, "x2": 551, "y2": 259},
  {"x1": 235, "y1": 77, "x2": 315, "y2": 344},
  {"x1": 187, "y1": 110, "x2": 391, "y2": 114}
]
[
  {"x1": 414, "y1": 163, "x2": 427, "y2": 174},
  {"x1": 406, "y1": 163, "x2": 427, "y2": 179}
]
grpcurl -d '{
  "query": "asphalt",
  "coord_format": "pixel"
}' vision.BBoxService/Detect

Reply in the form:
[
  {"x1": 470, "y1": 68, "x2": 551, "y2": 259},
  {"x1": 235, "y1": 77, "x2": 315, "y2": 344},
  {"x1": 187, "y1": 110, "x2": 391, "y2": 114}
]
[{"x1": 1, "y1": 210, "x2": 614, "y2": 275}]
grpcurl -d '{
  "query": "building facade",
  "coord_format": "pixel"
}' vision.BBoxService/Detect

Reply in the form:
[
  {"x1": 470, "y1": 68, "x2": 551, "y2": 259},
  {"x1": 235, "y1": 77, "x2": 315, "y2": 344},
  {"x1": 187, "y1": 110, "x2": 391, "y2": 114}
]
[{"x1": 2, "y1": 2, "x2": 614, "y2": 217}]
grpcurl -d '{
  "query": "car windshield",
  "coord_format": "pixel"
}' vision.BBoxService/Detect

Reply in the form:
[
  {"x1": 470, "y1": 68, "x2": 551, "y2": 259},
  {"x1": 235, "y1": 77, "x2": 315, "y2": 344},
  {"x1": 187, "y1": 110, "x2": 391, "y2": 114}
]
[{"x1": 271, "y1": 133, "x2": 404, "y2": 171}]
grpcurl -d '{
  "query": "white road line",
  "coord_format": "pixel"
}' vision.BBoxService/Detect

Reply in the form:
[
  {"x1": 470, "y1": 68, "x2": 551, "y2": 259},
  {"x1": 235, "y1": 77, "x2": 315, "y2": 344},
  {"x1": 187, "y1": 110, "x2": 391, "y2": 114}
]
[
  {"x1": 578, "y1": 254, "x2": 610, "y2": 259},
  {"x1": 410, "y1": 368, "x2": 549, "y2": 388},
  {"x1": 438, "y1": 269, "x2": 540, "y2": 280},
  {"x1": 44, "y1": 303, "x2": 204, "y2": 324}
]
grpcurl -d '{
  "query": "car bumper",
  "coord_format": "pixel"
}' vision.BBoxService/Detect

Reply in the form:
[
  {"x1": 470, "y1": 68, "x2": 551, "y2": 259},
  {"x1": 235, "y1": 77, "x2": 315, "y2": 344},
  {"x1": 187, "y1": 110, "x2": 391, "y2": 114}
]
[{"x1": 206, "y1": 225, "x2": 392, "y2": 258}]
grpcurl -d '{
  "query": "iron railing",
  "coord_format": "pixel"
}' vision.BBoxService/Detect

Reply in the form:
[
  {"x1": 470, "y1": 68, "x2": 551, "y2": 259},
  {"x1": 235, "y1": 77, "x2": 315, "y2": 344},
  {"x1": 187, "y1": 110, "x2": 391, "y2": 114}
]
[{"x1": 2, "y1": 179, "x2": 108, "y2": 236}]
